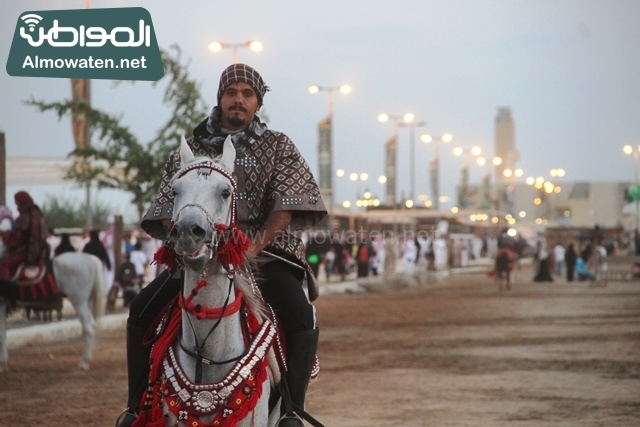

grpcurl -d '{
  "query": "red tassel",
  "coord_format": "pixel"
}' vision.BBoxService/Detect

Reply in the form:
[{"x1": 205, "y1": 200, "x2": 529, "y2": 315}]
[
  {"x1": 217, "y1": 226, "x2": 251, "y2": 269},
  {"x1": 152, "y1": 245, "x2": 176, "y2": 269}
]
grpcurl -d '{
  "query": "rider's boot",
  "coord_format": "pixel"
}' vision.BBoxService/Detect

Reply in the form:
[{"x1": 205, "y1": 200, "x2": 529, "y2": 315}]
[
  {"x1": 114, "y1": 322, "x2": 151, "y2": 427},
  {"x1": 277, "y1": 328, "x2": 320, "y2": 427}
]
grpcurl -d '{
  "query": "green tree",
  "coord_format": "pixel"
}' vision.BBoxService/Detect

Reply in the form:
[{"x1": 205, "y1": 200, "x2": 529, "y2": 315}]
[
  {"x1": 27, "y1": 45, "x2": 208, "y2": 220},
  {"x1": 41, "y1": 195, "x2": 113, "y2": 229}
]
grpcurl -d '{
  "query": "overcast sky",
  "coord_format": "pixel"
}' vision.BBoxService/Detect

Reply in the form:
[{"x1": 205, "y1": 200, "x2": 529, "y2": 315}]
[{"x1": 2, "y1": 0, "x2": 639, "y2": 222}]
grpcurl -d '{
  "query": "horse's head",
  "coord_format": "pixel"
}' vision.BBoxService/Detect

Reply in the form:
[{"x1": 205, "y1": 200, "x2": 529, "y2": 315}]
[{"x1": 168, "y1": 135, "x2": 236, "y2": 271}]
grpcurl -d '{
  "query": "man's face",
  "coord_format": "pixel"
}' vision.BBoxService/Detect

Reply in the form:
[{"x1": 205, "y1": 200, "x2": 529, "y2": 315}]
[{"x1": 220, "y1": 81, "x2": 259, "y2": 130}]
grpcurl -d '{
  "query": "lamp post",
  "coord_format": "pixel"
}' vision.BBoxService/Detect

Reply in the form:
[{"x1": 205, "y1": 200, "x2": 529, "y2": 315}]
[
  {"x1": 378, "y1": 113, "x2": 422, "y2": 206},
  {"x1": 623, "y1": 144, "x2": 640, "y2": 230},
  {"x1": 208, "y1": 40, "x2": 263, "y2": 63},
  {"x1": 398, "y1": 117, "x2": 427, "y2": 204},
  {"x1": 420, "y1": 133, "x2": 453, "y2": 210},
  {"x1": 309, "y1": 84, "x2": 352, "y2": 229}
]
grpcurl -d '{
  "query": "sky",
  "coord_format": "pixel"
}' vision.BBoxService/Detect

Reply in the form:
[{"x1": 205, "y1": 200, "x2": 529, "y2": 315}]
[{"x1": 2, "y1": 0, "x2": 640, "y2": 224}]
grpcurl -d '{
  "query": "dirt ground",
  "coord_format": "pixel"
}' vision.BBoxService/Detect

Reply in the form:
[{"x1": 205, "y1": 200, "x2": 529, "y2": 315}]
[{"x1": 1, "y1": 266, "x2": 639, "y2": 427}]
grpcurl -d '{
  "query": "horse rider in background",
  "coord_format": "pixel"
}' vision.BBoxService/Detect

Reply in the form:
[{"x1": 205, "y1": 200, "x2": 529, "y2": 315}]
[{"x1": 0, "y1": 191, "x2": 49, "y2": 285}]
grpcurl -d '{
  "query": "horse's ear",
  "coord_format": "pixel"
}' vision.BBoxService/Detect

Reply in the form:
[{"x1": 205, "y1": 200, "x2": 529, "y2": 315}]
[
  {"x1": 179, "y1": 134, "x2": 195, "y2": 167},
  {"x1": 220, "y1": 135, "x2": 236, "y2": 173}
]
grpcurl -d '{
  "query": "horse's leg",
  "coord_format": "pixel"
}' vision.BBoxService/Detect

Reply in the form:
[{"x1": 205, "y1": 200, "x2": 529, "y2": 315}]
[
  {"x1": 0, "y1": 300, "x2": 8, "y2": 372},
  {"x1": 67, "y1": 298, "x2": 96, "y2": 370}
]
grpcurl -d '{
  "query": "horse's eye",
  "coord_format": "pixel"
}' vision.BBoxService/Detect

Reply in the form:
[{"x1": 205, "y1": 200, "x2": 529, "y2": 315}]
[{"x1": 221, "y1": 189, "x2": 231, "y2": 199}]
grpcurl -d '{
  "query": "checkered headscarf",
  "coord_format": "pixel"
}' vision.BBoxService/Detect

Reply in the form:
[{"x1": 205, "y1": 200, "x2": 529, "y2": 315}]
[{"x1": 216, "y1": 63, "x2": 269, "y2": 107}]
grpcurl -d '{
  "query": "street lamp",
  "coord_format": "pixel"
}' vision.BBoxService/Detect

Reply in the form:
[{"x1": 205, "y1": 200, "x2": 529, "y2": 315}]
[
  {"x1": 309, "y1": 84, "x2": 352, "y2": 229},
  {"x1": 379, "y1": 113, "x2": 425, "y2": 206},
  {"x1": 623, "y1": 145, "x2": 640, "y2": 230},
  {"x1": 420, "y1": 133, "x2": 453, "y2": 209},
  {"x1": 208, "y1": 40, "x2": 263, "y2": 63}
]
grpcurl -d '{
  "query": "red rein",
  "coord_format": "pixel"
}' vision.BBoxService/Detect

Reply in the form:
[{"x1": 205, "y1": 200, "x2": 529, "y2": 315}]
[{"x1": 179, "y1": 280, "x2": 243, "y2": 320}]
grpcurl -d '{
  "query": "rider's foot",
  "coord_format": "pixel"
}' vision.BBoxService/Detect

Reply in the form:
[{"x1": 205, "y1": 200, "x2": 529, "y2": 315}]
[
  {"x1": 277, "y1": 413, "x2": 304, "y2": 427},
  {"x1": 114, "y1": 410, "x2": 137, "y2": 427}
]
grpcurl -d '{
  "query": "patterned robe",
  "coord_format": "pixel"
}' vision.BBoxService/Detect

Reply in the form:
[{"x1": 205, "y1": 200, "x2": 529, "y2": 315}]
[{"x1": 141, "y1": 118, "x2": 327, "y2": 298}]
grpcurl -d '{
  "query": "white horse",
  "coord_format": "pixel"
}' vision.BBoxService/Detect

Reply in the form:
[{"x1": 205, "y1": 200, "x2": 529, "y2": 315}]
[
  {"x1": 134, "y1": 136, "x2": 282, "y2": 427},
  {"x1": 0, "y1": 206, "x2": 105, "y2": 372}
]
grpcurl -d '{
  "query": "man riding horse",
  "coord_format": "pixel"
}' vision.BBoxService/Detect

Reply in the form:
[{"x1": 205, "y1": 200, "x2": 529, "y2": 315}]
[
  {"x1": 0, "y1": 191, "x2": 49, "y2": 286},
  {"x1": 116, "y1": 64, "x2": 327, "y2": 427}
]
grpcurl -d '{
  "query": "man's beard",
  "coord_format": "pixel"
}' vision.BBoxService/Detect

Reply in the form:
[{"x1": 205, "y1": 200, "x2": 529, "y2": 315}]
[{"x1": 227, "y1": 115, "x2": 247, "y2": 128}]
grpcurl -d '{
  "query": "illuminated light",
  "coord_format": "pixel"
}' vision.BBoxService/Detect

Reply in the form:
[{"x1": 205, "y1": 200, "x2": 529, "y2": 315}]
[
  {"x1": 363, "y1": 191, "x2": 372, "y2": 199},
  {"x1": 349, "y1": 173, "x2": 358, "y2": 181},
  {"x1": 515, "y1": 168, "x2": 523, "y2": 177},
  {"x1": 564, "y1": 210, "x2": 571, "y2": 217},
  {"x1": 378, "y1": 175, "x2": 387, "y2": 184},
  {"x1": 550, "y1": 169, "x2": 558, "y2": 177},
  {"x1": 339, "y1": 84, "x2": 352, "y2": 94},
  {"x1": 470, "y1": 214, "x2": 477, "y2": 221},
  {"x1": 623, "y1": 145, "x2": 633, "y2": 155},
  {"x1": 536, "y1": 176, "x2": 544, "y2": 185},
  {"x1": 526, "y1": 177, "x2": 535, "y2": 185},
  {"x1": 342, "y1": 200, "x2": 351, "y2": 208},
  {"x1": 420, "y1": 134, "x2": 433, "y2": 144},
  {"x1": 308, "y1": 85, "x2": 320, "y2": 94},
  {"x1": 557, "y1": 168, "x2": 566, "y2": 177},
  {"x1": 506, "y1": 214, "x2": 513, "y2": 220},
  {"x1": 534, "y1": 198, "x2": 542, "y2": 205},
  {"x1": 471, "y1": 146, "x2": 482, "y2": 156},
  {"x1": 360, "y1": 173, "x2": 368, "y2": 181},
  {"x1": 425, "y1": 200, "x2": 432, "y2": 207},
  {"x1": 503, "y1": 169, "x2": 513, "y2": 178},
  {"x1": 356, "y1": 200, "x2": 363, "y2": 207},
  {"x1": 403, "y1": 113, "x2": 415, "y2": 123},
  {"x1": 554, "y1": 186, "x2": 562, "y2": 193},
  {"x1": 336, "y1": 169, "x2": 345, "y2": 177},
  {"x1": 476, "y1": 157, "x2": 486, "y2": 166},
  {"x1": 493, "y1": 157, "x2": 502, "y2": 166},
  {"x1": 442, "y1": 133, "x2": 453, "y2": 143},
  {"x1": 519, "y1": 211, "x2": 526, "y2": 218},
  {"x1": 378, "y1": 113, "x2": 390, "y2": 123},
  {"x1": 544, "y1": 181, "x2": 555, "y2": 194},
  {"x1": 439, "y1": 196, "x2": 450, "y2": 203},
  {"x1": 405, "y1": 200, "x2": 414, "y2": 208},
  {"x1": 451, "y1": 206, "x2": 459, "y2": 214},
  {"x1": 535, "y1": 218, "x2": 543, "y2": 225},
  {"x1": 418, "y1": 194, "x2": 427, "y2": 201},
  {"x1": 373, "y1": 199, "x2": 380, "y2": 206},
  {"x1": 208, "y1": 41, "x2": 223, "y2": 52},
  {"x1": 453, "y1": 147, "x2": 463, "y2": 156},
  {"x1": 507, "y1": 228, "x2": 517, "y2": 237},
  {"x1": 491, "y1": 216, "x2": 499, "y2": 224},
  {"x1": 249, "y1": 41, "x2": 263, "y2": 52},
  {"x1": 508, "y1": 217, "x2": 516, "y2": 225}
]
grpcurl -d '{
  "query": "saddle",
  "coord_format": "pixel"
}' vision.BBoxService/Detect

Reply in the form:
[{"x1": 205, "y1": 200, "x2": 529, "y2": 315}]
[
  {"x1": 12, "y1": 261, "x2": 47, "y2": 285},
  {"x1": 7, "y1": 261, "x2": 60, "y2": 303}
]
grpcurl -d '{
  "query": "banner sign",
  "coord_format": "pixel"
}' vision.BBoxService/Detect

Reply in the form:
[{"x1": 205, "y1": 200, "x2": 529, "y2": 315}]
[{"x1": 7, "y1": 8, "x2": 164, "y2": 80}]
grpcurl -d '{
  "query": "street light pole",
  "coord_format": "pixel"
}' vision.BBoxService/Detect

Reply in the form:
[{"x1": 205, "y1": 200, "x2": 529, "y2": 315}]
[
  {"x1": 624, "y1": 144, "x2": 640, "y2": 231},
  {"x1": 421, "y1": 133, "x2": 453, "y2": 210},
  {"x1": 309, "y1": 84, "x2": 351, "y2": 230}
]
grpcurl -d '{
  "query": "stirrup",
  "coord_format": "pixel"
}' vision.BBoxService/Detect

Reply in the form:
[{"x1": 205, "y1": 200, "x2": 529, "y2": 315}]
[
  {"x1": 276, "y1": 412, "x2": 304, "y2": 427},
  {"x1": 114, "y1": 409, "x2": 137, "y2": 427}
]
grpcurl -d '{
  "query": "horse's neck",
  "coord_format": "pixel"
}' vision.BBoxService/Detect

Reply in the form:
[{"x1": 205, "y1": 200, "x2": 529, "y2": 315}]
[{"x1": 177, "y1": 268, "x2": 247, "y2": 384}]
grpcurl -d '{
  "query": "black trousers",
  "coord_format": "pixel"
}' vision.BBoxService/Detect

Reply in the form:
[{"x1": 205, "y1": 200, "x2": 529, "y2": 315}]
[{"x1": 128, "y1": 259, "x2": 315, "y2": 334}]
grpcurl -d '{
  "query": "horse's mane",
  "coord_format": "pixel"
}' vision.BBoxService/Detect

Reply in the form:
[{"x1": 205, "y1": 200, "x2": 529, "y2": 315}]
[{"x1": 234, "y1": 263, "x2": 268, "y2": 322}]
